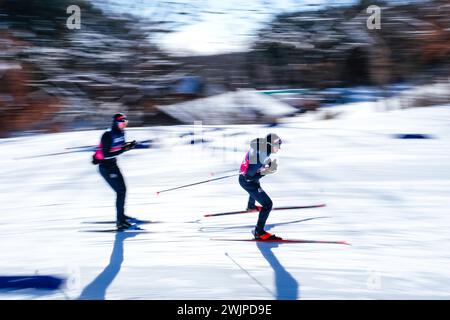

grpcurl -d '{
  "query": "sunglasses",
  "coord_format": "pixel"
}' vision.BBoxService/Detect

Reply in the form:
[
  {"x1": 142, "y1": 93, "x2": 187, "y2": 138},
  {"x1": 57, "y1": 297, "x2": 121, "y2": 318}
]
[{"x1": 269, "y1": 139, "x2": 282, "y2": 146}]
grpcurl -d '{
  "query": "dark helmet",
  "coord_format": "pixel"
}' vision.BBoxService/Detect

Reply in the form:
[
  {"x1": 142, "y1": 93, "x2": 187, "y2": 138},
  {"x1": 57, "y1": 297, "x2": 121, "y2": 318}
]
[
  {"x1": 266, "y1": 133, "x2": 282, "y2": 149},
  {"x1": 113, "y1": 113, "x2": 128, "y2": 123},
  {"x1": 112, "y1": 113, "x2": 128, "y2": 128}
]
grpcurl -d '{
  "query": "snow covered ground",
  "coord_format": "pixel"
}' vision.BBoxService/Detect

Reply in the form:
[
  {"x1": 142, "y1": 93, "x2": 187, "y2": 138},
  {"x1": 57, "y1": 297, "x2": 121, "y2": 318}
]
[{"x1": 1, "y1": 104, "x2": 450, "y2": 300}]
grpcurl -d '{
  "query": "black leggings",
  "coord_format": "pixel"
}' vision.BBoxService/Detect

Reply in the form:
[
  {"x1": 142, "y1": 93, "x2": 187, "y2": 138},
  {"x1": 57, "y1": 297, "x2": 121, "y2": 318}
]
[
  {"x1": 239, "y1": 175, "x2": 273, "y2": 234},
  {"x1": 99, "y1": 164, "x2": 127, "y2": 223}
]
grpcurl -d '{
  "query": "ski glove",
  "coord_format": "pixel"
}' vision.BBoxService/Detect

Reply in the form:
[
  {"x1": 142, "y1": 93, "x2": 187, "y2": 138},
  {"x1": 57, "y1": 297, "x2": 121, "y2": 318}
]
[
  {"x1": 122, "y1": 140, "x2": 137, "y2": 152},
  {"x1": 261, "y1": 159, "x2": 278, "y2": 175}
]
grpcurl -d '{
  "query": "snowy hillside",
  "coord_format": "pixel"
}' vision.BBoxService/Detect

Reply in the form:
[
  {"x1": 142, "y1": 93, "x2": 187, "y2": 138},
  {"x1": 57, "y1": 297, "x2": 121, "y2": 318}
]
[{"x1": 1, "y1": 105, "x2": 450, "y2": 299}]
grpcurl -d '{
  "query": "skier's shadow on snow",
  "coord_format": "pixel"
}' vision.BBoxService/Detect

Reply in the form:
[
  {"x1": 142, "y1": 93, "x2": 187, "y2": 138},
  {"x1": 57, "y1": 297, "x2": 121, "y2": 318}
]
[
  {"x1": 256, "y1": 227, "x2": 299, "y2": 300},
  {"x1": 78, "y1": 232, "x2": 137, "y2": 300}
]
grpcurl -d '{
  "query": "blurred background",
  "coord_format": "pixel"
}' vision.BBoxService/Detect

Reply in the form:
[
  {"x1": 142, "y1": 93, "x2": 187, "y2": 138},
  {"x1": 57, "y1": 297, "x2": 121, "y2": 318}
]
[
  {"x1": 1, "y1": 0, "x2": 449, "y2": 137},
  {"x1": 1, "y1": 1, "x2": 450, "y2": 300}
]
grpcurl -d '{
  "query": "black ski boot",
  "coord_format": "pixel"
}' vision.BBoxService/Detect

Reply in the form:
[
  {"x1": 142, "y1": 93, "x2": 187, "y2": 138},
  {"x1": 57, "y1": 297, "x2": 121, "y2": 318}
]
[{"x1": 116, "y1": 220, "x2": 133, "y2": 230}]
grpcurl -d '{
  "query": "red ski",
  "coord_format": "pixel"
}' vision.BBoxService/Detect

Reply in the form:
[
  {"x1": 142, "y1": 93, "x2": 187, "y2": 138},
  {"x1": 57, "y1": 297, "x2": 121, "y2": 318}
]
[
  {"x1": 204, "y1": 204, "x2": 326, "y2": 217},
  {"x1": 211, "y1": 238, "x2": 349, "y2": 245}
]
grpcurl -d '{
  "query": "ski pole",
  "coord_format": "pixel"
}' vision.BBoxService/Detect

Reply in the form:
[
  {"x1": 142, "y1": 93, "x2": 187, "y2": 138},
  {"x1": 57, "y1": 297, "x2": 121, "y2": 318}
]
[
  {"x1": 156, "y1": 173, "x2": 239, "y2": 195},
  {"x1": 225, "y1": 252, "x2": 275, "y2": 298},
  {"x1": 14, "y1": 150, "x2": 87, "y2": 160},
  {"x1": 65, "y1": 139, "x2": 154, "y2": 150},
  {"x1": 15, "y1": 140, "x2": 152, "y2": 160}
]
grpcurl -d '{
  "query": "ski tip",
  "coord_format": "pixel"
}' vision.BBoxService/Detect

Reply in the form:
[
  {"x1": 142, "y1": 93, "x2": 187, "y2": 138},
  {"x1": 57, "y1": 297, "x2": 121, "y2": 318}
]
[{"x1": 156, "y1": 192, "x2": 160, "y2": 195}]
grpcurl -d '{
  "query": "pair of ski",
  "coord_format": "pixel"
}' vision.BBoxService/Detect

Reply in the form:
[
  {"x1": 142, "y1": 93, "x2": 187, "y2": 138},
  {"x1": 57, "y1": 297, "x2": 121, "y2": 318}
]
[
  {"x1": 82, "y1": 204, "x2": 324, "y2": 233},
  {"x1": 207, "y1": 203, "x2": 348, "y2": 245},
  {"x1": 82, "y1": 204, "x2": 349, "y2": 245}
]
